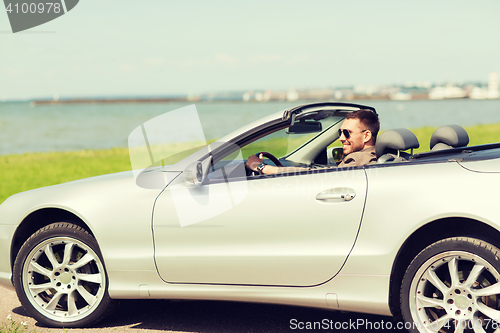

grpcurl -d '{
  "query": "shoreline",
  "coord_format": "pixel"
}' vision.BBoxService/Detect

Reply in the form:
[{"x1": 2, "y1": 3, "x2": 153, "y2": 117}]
[
  {"x1": 29, "y1": 96, "x2": 477, "y2": 106},
  {"x1": 30, "y1": 97, "x2": 199, "y2": 106}
]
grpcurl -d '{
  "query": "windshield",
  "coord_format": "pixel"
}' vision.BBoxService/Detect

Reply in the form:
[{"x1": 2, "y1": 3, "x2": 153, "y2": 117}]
[
  {"x1": 128, "y1": 104, "x2": 345, "y2": 176},
  {"x1": 239, "y1": 115, "x2": 343, "y2": 160}
]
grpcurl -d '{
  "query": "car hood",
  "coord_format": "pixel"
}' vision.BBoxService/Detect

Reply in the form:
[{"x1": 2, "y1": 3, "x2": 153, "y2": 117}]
[{"x1": 0, "y1": 168, "x2": 181, "y2": 226}]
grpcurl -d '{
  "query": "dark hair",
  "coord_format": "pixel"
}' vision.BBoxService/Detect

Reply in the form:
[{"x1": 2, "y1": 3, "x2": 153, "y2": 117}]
[{"x1": 345, "y1": 110, "x2": 380, "y2": 141}]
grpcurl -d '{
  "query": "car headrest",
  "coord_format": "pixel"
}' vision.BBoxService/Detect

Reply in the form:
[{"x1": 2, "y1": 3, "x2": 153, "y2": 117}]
[
  {"x1": 375, "y1": 128, "x2": 420, "y2": 158},
  {"x1": 430, "y1": 125, "x2": 469, "y2": 151}
]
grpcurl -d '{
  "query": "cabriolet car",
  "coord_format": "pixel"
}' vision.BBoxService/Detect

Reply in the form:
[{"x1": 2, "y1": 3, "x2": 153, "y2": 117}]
[{"x1": 2, "y1": 102, "x2": 500, "y2": 333}]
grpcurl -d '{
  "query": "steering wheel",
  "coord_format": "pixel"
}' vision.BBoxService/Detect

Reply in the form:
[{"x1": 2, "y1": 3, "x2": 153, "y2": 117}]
[
  {"x1": 257, "y1": 151, "x2": 283, "y2": 167},
  {"x1": 245, "y1": 151, "x2": 283, "y2": 177}
]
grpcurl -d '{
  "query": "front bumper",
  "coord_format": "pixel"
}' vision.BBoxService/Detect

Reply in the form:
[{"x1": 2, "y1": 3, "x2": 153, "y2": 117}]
[{"x1": 0, "y1": 224, "x2": 16, "y2": 290}]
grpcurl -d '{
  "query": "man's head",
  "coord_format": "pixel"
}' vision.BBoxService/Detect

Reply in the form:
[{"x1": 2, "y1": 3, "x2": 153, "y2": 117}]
[{"x1": 339, "y1": 110, "x2": 380, "y2": 155}]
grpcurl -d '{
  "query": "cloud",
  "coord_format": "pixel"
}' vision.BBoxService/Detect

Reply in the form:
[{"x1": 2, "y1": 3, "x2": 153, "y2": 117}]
[
  {"x1": 146, "y1": 57, "x2": 165, "y2": 65},
  {"x1": 4, "y1": 66, "x2": 23, "y2": 78},
  {"x1": 119, "y1": 62, "x2": 133, "y2": 72},
  {"x1": 285, "y1": 55, "x2": 308, "y2": 65},
  {"x1": 249, "y1": 54, "x2": 309, "y2": 66},
  {"x1": 249, "y1": 54, "x2": 282, "y2": 63},
  {"x1": 215, "y1": 53, "x2": 238, "y2": 64}
]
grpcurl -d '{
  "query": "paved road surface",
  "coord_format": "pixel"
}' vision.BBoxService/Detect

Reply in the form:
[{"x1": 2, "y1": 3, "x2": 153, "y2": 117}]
[{"x1": 0, "y1": 285, "x2": 407, "y2": 333}]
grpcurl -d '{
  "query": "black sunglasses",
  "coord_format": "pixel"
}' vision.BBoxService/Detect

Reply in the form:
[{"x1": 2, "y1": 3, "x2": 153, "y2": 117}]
[{"x1": 338, "y1": 129, "x2": 367, "y2": 139}]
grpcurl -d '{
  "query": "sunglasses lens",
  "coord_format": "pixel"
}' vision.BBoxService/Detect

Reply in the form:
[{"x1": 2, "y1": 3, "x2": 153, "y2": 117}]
[{"x1": 338, "y1": 129, "x2": 350, "y2": 139}]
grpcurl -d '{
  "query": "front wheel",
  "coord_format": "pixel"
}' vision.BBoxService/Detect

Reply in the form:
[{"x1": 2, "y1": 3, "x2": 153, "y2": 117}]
[
  {"x1": 400, "y1": 237, "x2": 500, "y2": 333},
  {"x1": 13, "y1": 222, "x2": 112, "y2": 327}
]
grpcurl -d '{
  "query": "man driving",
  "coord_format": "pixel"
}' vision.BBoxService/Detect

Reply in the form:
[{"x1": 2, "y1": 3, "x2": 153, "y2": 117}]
[{"x1": 246, "y1": 110, "x2": 379, "y2": 174}]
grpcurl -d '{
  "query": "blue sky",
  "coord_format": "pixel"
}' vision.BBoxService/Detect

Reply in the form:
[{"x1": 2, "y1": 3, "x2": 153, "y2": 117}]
[{"x1": 1, "y1": 0, "x2": 500, "y2": 100}]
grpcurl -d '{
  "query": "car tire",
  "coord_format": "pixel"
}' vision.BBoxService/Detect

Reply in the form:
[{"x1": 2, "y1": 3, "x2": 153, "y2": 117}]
[
  {"x1": 400, "y1": 237, "x2": 500, "y2": 333},
  {"x1": 13, "y1": 222, "x2": 112, "y2": 328}
]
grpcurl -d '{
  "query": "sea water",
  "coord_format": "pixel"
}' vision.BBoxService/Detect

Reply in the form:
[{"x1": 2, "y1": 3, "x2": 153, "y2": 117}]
[{"x1": 0, "y1": 99, "x2": 499, "y2": 156}]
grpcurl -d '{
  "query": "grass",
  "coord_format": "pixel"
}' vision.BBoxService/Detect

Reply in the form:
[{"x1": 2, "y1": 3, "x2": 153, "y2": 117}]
[
  {"x1": 0, "y1": 315, "x2": 32, "y2": 333},
  {"x1": 240, "y1": 137, "x2": 291, "y2": 158},
  {"x1": 1, "y1": 123, "x2": 500, "y2": 204},
  {"x1": 410, "y1": 123, "x2": 500, "y2": 153},
  {"x1": 0, "y1": 148, "x2": 131, "y2": 205}
]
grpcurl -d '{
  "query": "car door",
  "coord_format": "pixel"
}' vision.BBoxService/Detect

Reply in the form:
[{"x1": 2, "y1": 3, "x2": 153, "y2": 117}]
[{"x1": 152, "y1": 165, "x2": 368, "y2": 287}]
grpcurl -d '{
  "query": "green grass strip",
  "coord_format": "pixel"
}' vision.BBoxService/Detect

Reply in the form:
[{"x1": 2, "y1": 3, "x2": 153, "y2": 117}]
[{"x1": 0, "y1": 148, "x2": 131, "y2": 205}]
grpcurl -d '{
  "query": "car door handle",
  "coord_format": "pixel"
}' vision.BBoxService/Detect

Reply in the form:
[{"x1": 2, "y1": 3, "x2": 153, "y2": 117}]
[{"x1": 316, "y1": 188, "x2": 356, "y2": 202}]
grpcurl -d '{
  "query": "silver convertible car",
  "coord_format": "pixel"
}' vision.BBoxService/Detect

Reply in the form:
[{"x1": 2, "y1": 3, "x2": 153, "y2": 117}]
[{"x1": 2, "y1": 102, "x2": 500, "y2": 333}]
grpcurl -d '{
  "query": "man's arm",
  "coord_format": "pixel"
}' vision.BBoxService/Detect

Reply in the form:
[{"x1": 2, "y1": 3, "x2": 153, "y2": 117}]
[{"x1": 246, "y1": 154, "x2": 309, "y2": 175}]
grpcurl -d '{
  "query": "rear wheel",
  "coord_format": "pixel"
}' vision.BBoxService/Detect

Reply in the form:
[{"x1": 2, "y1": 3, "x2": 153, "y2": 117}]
[
  {"x1": 13, "y1": 222, "x2": 112, "y2": 327},
  {"x1": 400, "y1": 237, "x2": 500, "y2": 333}
]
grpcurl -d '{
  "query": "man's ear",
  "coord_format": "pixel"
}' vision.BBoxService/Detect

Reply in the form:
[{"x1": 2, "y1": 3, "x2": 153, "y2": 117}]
[{"x1": 363, "y1": 130, "x2": 373, "y2": 144}]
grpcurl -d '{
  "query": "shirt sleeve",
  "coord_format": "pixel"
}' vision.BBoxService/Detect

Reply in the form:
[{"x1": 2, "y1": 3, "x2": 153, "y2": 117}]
[{"x1": 338, "y1": 147, "x2": 377, "y2": 168}]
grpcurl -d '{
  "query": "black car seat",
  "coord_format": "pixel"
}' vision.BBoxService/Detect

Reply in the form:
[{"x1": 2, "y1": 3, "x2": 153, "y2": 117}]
[
  {"x1": 376, "y1": 128, "x2": 420, "y2": 163},
  {"x1": 430, "y1": 125, "x2": 469, "y2": 151}
]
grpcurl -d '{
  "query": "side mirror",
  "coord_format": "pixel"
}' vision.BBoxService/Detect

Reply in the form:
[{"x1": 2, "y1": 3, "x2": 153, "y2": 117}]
[
  {"x1": 328, "y1": 147, "x2": 344, "y2": 165},
  {"x1": 183, "y1": 161, "x2": 204, "y2": 187},
  {"x1": 286, "y1": 120, "x2": 322, "y2": 134}
]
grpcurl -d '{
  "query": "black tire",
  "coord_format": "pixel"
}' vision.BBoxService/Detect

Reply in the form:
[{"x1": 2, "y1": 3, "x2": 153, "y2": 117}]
[
  {"x1": 13, "y1": 222, "x2": 112, "y2": 328},
  {"x1": 400, "y1": 237, "x2": 500, "y2": 333}
]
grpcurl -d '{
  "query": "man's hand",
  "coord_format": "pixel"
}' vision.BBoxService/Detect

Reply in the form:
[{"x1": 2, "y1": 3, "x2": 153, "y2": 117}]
[{"x1": 246, "y1": 154, "x2": 264, "y2": 172}]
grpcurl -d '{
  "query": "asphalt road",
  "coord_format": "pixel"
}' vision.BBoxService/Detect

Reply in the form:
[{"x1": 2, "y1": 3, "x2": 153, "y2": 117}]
[{"x1": 0, "y1": 285, "x2": 407, "y2": 333}]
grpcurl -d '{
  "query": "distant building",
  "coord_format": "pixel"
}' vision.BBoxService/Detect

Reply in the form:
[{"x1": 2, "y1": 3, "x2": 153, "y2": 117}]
[
  {"x1": 389, "y1": 91, "x2": 412, "y2": 101},
  {"x1": 353, "y1": 84, "x2": 379, "y2": 96},
  {"x1": 242, "y1": 91, "x2": 252, "y2": 102},
  {"x1": 488, "y1": 71, "x2": 499, "y2": 98},
  {"x1": 243, "y1": 90, "x2": 287, "y2": 102},
  {"x1": 429, "y1": 84, "x2": 467, "y2": 100},
  {"x1": 286, "y1": 89, "x2": 299, "y2": 101},
  {"x1": 237, "y1": 75, "x2": 496, "y2": 103},
  {"x1": 470, "y1": 71, "x2": 499, "y2": 99}
]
